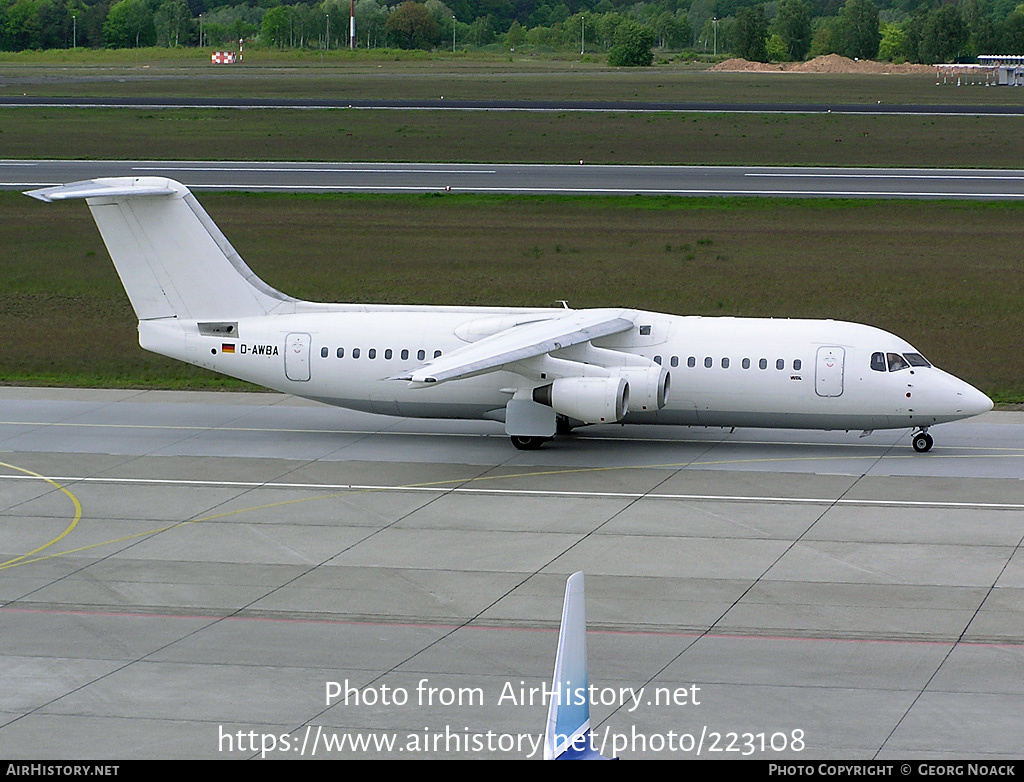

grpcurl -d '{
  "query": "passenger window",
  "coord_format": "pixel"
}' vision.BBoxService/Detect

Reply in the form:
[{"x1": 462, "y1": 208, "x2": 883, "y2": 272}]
[
  {"x1": 687, "y1": 357, "x2": 695, "y2": 368},
  {"x1": 704, "y1": 357, "x2": 713, "y2": 368},
  {"x1": 337, "y1": 347, "x2": 344, "y2": 359},
  {"x1": 794, "y1": 359, "x2": 802, "y2": 371},
  {"x1": 417, "y1": 349, "x2": 425, "y2": 361},
  {"x1": 385, "y1": 349, "x2": 393, "y2": 360},
  {"x1": 353, "y1": 348, "x2": 361, "y2": 359},
  {"x1": 401, "y1": 349, "x2": 409, "y2": 360},
  {"x1": 368, "y1": 349, "x2": 376, "y2": 359},
  {"x1": 759, "y1": 358, "x2": 767, "y2": 370},
  {"x1": 776, "y1": 359, "x2": 785, "y2": 370},
  {"x1": 721, "y1": 357, "x2": 729, "y2": 369},
  {"x1": 320, "y1": 347, "x2": 328, "y2": 358},
  {"x1": 654, "y1": 355, "x2": 662, "y2": 365},
  {"x1": 742, "y1": 358, "x2": 750, "y2": 369},
  {"x1": 434, "y1": 350, "x2": 442, "y2": 358},
  {"x1": 871, "y1": 352, "x2": 886, "y2": 372},
  {"x1": 887, "y1": 352, "x2": 909, "y2": 372},
  {"x1": 670, "y1": 356, "x2": 679, "y2": 368}
]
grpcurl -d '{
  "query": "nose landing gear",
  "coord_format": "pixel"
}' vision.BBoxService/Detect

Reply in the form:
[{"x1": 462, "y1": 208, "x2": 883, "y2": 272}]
[{"x1": 912, "y1": 430, "x2": 934, "y2": 453}]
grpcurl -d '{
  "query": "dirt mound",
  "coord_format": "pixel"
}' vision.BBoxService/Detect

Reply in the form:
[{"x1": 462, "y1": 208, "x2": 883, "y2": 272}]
[
  {"x1": 710, "y1": 54, "x2": 933, "y2": 74},
  {"x1": 711, "y1": 57, "x2": 785, "y2": 72}
]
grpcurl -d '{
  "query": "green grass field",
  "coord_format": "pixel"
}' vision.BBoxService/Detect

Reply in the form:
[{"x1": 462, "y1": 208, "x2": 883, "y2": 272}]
[
  {"x1": 2, "y1": 107, "x2": 1023, "y2": 168},
  {"x1": 3, "y1": 191, "x2": 1022, "y2": 400},
  {"x1": 2, "y1": 49, "x2": 1024, "y2": 107},
  {"x1": 2, "y1": 52, "x2": 1022, "y2": 168}
]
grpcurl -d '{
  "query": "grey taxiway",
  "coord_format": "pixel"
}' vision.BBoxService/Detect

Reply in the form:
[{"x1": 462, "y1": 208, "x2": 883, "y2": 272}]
[
  {"x1": 5, "y1": 159, "x2": 1024, "y2": 199},
  {"x1": 1, "y1": 387, "x2": 1022, "y2": 759}
]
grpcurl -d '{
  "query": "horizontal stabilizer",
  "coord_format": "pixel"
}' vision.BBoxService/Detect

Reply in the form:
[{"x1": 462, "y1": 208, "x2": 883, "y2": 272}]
[{"x1": 25, "y1": 179, "x2": 178, "y2": 203}]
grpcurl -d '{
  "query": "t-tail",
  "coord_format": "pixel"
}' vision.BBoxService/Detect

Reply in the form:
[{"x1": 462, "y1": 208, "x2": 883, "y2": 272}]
[
  {"x1": 26, "y1": 177, "x2": 296, "y2": 321},
  {"x1": 543, "y1": 572, "x2": 614, "y2": 760}
]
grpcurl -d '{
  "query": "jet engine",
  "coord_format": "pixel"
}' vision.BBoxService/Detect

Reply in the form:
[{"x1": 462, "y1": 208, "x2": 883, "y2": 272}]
[
  {"x1": 532, "y1": 377, "x2": 630, "y2": 424},
  {"x1": 615, "y1": 365, "x2": 670, "y2": 411}
]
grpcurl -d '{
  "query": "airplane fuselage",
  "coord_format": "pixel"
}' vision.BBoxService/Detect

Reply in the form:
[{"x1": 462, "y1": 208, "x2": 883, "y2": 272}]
[{"x1": 139, "y1": 307, "x2": 992, "y2": 436}]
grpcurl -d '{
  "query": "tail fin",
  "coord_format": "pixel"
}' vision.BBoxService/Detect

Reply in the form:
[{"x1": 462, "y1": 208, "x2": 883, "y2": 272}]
[
  {"x1": 26, "y1": 177, "x2": 294, "y2": 321},
  {"x1": 544, "y1": 572, "x2": 613, "y2": 760}
]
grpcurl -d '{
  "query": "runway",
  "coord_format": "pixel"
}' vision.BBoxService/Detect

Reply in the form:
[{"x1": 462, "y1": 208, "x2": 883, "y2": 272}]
[
  {"x1": 5, "y1": 159, "x2": 1024, "y2": 199},
  {"x1": 1, "y1": 387, "x2": 1022, "y2": 759}
]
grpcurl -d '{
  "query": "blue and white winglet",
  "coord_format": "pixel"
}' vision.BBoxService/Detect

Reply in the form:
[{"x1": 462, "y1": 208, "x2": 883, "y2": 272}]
[{"x1": 543, "y1": 572, "x2": 614, "y2": 760}]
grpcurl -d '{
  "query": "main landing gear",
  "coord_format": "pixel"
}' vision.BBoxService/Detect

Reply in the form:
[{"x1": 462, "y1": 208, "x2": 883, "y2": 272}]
[
  {"x1": 912, "y1": 429, "x2": 934, "y2": 453},
  {"x1": 510, "y1": 435, "x2": 549, "y2": 450},
  {"x1": 510, "y1": 415, "x2": 575, "y2": 449}
]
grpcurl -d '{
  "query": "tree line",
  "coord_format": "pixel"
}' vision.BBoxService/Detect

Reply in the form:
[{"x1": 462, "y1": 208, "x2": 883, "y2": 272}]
[{"x1": 2, "y1": 0, "x2": 1023, "y2": 64}]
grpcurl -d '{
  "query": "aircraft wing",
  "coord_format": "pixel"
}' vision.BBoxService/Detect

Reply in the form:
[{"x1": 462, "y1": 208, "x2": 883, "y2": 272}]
[{"x1": 391, "y1": 310, "x2": 634, "y2": 384}]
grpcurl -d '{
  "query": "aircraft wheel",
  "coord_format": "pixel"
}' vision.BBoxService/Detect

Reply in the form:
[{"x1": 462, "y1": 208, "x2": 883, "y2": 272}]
[
  {"x1": 510, "y1": 435, "x2": 547, "y2": 451},
  {"x1": 912, "y1": 431, "x2": 934, "y2": 453},
  {"x1": 555, "y1": 416, "x2": 575, "y2": 436}
]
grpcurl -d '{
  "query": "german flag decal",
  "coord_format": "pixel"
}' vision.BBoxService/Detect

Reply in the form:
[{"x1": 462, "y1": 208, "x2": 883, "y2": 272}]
[{"x1": 221, "y1": 343, "x2": 236, "y2": 354}]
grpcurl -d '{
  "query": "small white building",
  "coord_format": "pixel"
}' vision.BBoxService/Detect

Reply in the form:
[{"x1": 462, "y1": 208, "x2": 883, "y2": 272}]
[{"x1": 977, "y1": 54, "x2": 1024, "y2": 85}]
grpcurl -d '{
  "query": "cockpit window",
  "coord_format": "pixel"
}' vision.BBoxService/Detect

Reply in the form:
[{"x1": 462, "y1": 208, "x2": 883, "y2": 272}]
[
  {"x1": 903, "y1": 353, "x2": 931, "y2": 367},
  {"x1": 887, "y1": 352, "x2": 910, "y2": 372},
  {"x1": 871, "y1": 352, "x2": 886, "y2": 372}
]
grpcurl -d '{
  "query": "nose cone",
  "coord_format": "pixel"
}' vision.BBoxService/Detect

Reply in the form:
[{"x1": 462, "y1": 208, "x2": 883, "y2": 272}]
[
  {"x1": 960, "y1": 383, "x2": 994, "y2": 418},
  {"x1": 925, "y1": 369, "x2": 993, "y2": 422}
]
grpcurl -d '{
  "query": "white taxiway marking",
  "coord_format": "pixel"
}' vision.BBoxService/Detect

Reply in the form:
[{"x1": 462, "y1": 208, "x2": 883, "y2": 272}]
[
  {"x1": 130, "y1": 166, "x2": 498, "y2": 174},
  {"x1": 1, "y1": 473, "x2": 1022, "y2": 511},
  {"x1": 747, "y1": 172, "x2": 1024, "y2": 181},
  {"x1": 23, "y1": 182, "x2": 1012, "y2": 198}
]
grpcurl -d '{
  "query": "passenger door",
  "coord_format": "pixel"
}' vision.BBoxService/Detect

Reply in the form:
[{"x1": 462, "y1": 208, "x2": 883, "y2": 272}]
[
  {"x1": 815, "y1": 346, "x2": 844, "y2": 397},
  {"x1": 285, "y1": 332, "x2": 311, "y2": 382}
]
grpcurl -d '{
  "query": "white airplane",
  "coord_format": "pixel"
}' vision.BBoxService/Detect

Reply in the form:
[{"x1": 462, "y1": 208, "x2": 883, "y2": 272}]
[{"x1": 27, "y1": 177, "x2": 993, "y2": 452}]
